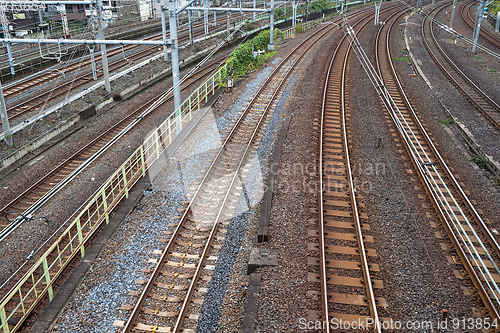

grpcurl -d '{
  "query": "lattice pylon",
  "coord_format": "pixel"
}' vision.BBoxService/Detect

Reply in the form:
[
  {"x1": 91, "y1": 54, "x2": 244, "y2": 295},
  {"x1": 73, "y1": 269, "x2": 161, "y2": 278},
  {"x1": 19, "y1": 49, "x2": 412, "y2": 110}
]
[
  {"x1": 0, "y1": 1, "x2": 46, "y2": 12},
  {"x1": 0, "y1": 7, "x2": 11, "y2": 38}
]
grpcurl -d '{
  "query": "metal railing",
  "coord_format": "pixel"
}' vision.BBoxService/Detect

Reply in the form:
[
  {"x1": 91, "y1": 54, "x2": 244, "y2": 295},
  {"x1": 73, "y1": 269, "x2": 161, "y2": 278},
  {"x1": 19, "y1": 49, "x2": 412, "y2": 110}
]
[
  {"x1": 0, "y1": 64, "x2": 225, "y2": 333},
  {"x1": 280, "y1": 11, "x2": 337, "y2": 39}
]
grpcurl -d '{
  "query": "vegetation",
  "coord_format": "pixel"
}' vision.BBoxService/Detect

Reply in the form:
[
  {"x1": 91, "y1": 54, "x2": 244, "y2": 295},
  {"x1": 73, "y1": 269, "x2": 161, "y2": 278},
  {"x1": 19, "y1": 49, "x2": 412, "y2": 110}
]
[
  {"x1": 309, "y1": 0, "x2": 334, "y2": 12},
  {"x1": 493, "y1": 175, "x2": 500, "y2": 188},
  {"x1": 490, "y1": 1, "x2": 499, "y2": 15},
  {"x1": 437, "y1": 117, "x2": 454, "y2": 126},
  {"x1": 274, "y1": 7, "x2": 285, "y2": 20},
  {"x1": 471, "y1": 155, "x2": 488, "y2": 169},
  {"x1": 219, "y1": 29, "x2": 278, "y2": 86},
  {"x1": 295, "y1": 22, "x2": 305, "y2": 34},
  {"x1": 393, "y1": 56, "x2": 411, "y2": 64}
]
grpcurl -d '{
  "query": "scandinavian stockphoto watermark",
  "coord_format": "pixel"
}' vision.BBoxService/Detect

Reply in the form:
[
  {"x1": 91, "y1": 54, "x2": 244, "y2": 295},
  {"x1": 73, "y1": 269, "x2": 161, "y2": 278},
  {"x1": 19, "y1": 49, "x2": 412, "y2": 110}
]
[
  {"x1": 298, "y1": 317, "x2": 499, "y2": 330},
  {"x1": 268, "y1": 160, "x2": 386, "y2": 195}
]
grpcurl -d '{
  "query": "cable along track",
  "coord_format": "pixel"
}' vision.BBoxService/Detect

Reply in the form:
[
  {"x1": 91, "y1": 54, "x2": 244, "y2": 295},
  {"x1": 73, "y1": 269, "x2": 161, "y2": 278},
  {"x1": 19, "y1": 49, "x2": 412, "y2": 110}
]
[
  {"x1": 317, "y1": 8, "x2": 406, "y2": 333},
  {"x1": 3, "y1": 15, "x2": 244, "y2": 122},
  {"x1": 377, "y1": 8, "x2": 500, "y2": 321},
  {"x1": 421, "y1": 3, "x2": 500, "y2": 130},
  {"x1": 116, "y1": 23, "x2": 338, "y2": 333}
]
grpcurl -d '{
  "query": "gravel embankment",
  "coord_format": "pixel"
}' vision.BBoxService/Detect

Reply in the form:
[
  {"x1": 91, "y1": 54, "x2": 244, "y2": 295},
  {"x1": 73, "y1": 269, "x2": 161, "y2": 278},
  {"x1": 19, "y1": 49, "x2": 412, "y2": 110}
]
[{"x1": 49, "y1": 57, "x2": 278, "y2": 332}]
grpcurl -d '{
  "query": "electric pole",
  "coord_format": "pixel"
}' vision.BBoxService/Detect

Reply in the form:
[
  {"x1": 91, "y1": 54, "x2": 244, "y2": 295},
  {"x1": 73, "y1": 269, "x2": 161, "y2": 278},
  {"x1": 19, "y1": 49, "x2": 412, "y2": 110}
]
[
  {"x1": 96, "y1": 0, "x2": 111, "y2": 92},
  {"x1": 450, "y1": 0, "x2": 458, "y2": 29},
  {"x1": 0, "y1": 81, "x2": 12, "y2": 146},
  {"x1": 472, "y1": 0, "x2": 486, "y2": 53},
  {"x1": 268, "y1": 0, "x2": 274, "y2": 50},
  {"x1": 168, "y1": 0, "x2": 182, "y2": 130}
]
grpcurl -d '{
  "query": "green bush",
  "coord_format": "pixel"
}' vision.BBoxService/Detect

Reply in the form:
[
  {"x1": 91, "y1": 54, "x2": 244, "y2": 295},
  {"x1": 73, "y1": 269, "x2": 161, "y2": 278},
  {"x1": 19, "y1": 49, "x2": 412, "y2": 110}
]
[
  {"x1": 471, "y1": 155, "x2": 488, "y2": 169},
  {"x1": 274, "y1": 7, "x2": 285, "y2": 20},
  {"x1": 219, "y1": 29, "x2": 279, "y2": 86},
  {"x1": 309, "y1": 0, "x2": 333, "y2": 12}
]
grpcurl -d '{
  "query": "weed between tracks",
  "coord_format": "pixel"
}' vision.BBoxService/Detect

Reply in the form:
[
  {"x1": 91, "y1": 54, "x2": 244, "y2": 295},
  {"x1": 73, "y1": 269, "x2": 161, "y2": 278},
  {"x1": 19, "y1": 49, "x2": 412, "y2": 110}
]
[
  {"x1": 437, "y1": 117, "x2": 454, "y2": 126},
  {"x1": 471, "y1": 155, "x2": 488, "y2": 169},
  {"x1": 393, "y1": 56, "x2": 411, "y2": 64}
]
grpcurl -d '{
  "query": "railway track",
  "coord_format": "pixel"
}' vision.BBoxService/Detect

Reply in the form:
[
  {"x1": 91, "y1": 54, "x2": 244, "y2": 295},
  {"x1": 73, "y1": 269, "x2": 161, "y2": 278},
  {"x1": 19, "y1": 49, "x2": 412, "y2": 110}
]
[
  {"x1": 421, "y1": 3, "x2": 500, "y2": 129},
  {"x1": 377, "y1": 7, "x2": 500, "y2": 322},
  {"x1": 0, "y1": 57, "x2": 223, "y2": 237},
  {"x1": 3, "y1": 13, "x2": 248, "y2": 123},
  {"x1": 114, "y1": 21, "x2": 338, "y2": 333},
  {"x1": 316, "y1": 8, "x2": 402, "y2": 332},
  {"x1": 461, "y1": 1, "x2": 500, "y2": 50}
]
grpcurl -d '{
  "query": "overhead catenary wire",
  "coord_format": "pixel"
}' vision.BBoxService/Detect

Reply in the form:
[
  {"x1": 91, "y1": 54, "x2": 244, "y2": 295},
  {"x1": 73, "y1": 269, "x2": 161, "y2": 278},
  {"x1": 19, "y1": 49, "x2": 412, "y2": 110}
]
[{"x1": 0, "y1": 20, "x2": 247, "y2": 295}]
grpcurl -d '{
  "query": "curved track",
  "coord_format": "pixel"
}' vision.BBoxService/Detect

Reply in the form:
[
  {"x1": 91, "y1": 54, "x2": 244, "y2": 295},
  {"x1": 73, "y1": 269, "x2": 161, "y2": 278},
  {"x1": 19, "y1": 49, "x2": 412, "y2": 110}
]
[
  {"x1": 461, "y1": 1, "x2": 500, "y2": 50},
  {"x1": 379, "y1": 8, "x2": 500, "y2": 321},
  {"x1": 118, "y1": 20, "x2": 338, "y2": 333},
  {"x1": 422, "y1": 3, "x2": 500, "y2": 129}
]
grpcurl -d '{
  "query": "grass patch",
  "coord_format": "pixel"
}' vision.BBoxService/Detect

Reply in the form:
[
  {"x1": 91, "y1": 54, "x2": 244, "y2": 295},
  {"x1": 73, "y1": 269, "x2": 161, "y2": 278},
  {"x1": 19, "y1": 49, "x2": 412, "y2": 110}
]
[
  {"x1": 489, "y1": 68, "x2": 496, "y2": 73},
  {"x1": 473, "y1": 55, "x2": 484, "y2": 63},
  {"x1": 437, "y1": 117, "x2": 454, "y2": 126},
  {"x1": 295, "y1": 23, "x2": 305, "y2": 34},
  {"x1": 471, "y1": 155, "x2": 488, "y2": 169},
  {"x1": 393, "y1": 56, "x2": 411, "y2": 64},
  {"x1": 493, "y1": 176, "x2": 500, "y2": 188}
]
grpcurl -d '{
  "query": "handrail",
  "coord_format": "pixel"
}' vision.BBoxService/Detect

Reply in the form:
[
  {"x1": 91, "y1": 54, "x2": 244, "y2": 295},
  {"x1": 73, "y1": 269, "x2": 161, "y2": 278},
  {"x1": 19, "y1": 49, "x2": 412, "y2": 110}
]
[{"x1": 0, "y1": 63, "x2": 225, "y2": 333}]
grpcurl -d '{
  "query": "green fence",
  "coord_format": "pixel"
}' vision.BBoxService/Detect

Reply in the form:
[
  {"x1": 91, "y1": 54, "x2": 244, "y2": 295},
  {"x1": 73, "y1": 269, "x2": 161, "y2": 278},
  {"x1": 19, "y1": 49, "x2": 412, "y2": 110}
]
[{"x1": 0, "y1": 64, "x2": 225, "y2": 333}]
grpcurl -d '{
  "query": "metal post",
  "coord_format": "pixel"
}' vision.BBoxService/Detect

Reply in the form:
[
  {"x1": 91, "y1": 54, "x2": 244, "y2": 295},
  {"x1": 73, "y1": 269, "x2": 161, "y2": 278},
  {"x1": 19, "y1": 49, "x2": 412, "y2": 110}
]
[
  {"x1": 38, "y1": 10, "x2": 45, "y2": 37},
  {"x1": 268, "y1": 0, "x2": 274, "y2": 50},
  {"x1": 59, "y1": 4, "x2": 69, "y2": 37},
  {"x1": 90, "y1": 2, "x2": 96, "y2": 38},
  {"x1": 168, "y1": 0, "x2": 182, "y2": 128},
  {"x1": 0, "y1": 8, "x2": 15, "y2": 75},
  {"x1": 292, "y1": 0, "x2": 298, "y2": 26},
  {"x1": 227, "y1": 10, "x2": 230, "y2": 34},
  {"x1": 204, "y1": 0, "x2": 208, "y2": 34},
  {"x1": 472, "y1": 0, "x2": 485, "y2": 53},
  {"x1": 374, "y1": 0, "x2": 381, "y2": 25},
  {"x1": 0, "y1": 81, "x2": 12, "y2": 146},
  {"x1": 450, "y1": 0, "x2": 458, "y2": 29},
  {"x1": 176, "y1": 0, "x2": 179, "y2": 26},
  {"x1": 253, "y1": 0, "x2": 256, "y2": 21},
  {"x1": 496, "y1": 11, "x2": 500, "y2": 32},
  {"x1": 213, "y1": 10, "x2": 216, "y2": 26},
  {"x1": 5, "y1": 42, "x2": 15, "y2": 75},
  {"x1": 305, "y1": 0, "x2": 308, "y2": 22},
  {"x1": 189, "y1": 10, "x2": 194, "y2": 45},
  {"x1": 161, "y1": 0, "x2": 168, "y2": 61},
  {"x1": 97, "y1": 0, "x2": 111, "y2": 92}
]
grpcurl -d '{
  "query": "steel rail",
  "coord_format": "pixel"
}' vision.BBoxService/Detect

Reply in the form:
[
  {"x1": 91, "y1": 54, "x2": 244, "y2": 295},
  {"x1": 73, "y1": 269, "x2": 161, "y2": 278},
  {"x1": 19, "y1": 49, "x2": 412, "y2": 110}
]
[
  {"x1": 422, "y1": 3, "x2": 500, "y2": 130},
  {"x1": 319, "y1": 6, "x2": 400, "y2": 331},
  {"x1": 462, "y1": 0, "x2": 500, "y2": 50},
  {"x1": 381, "y1": 9, "x2": 500, "y2": 320},
  {"x1": 122, "y1": 21, "x2": 339, "y2": 333}
]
